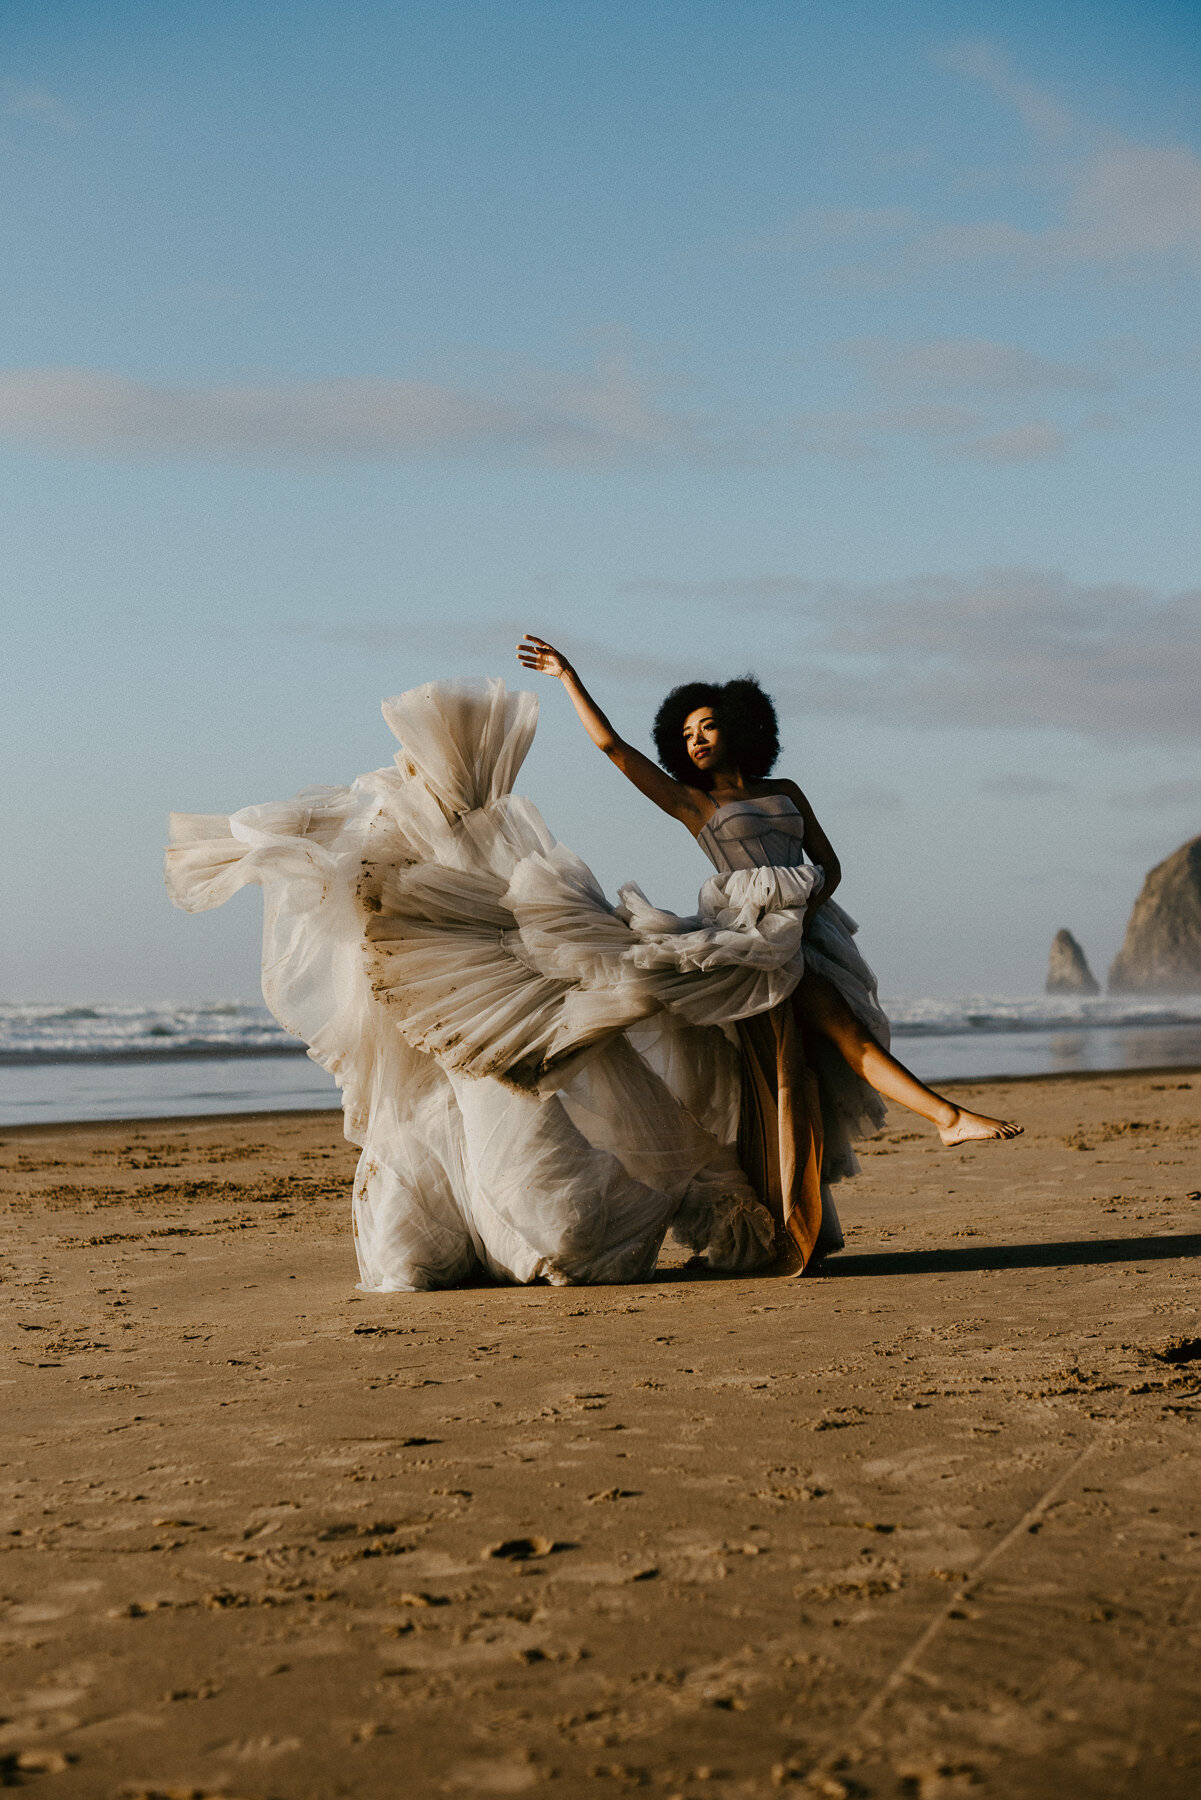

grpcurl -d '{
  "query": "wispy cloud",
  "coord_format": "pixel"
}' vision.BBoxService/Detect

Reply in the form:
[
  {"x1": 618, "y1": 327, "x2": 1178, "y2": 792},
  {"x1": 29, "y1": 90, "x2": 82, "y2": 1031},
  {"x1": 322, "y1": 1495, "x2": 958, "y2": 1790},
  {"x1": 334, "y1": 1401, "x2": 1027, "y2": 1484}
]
[
  {"x1": 785, "y1": 401, "x2": 1066, "y2": 464},
  {"x1": 785, "y1": 402, "x2": 971, "y2": 462},
  {"x1": 4, "y1": 83, "x2": 78, "y2": 132},
  {"x1": 282, "y1": 616, "x2": 683, "y2": 688},
  {"x1": 0, "y1": 351, "x2": 1070, "y2": 469},
  {"x1": 622, "y1": 567, "x2": 1201, "y2": 747},
  {"x1": 958, "y1": 420, "x2": 1067, "y2": 462},
  {"x1": 843, "y1": 320, "x2": 1161, "y2": 460},
  {"x1": 0, "y1": 354, "x2": 714, "y2": 467},
  {"x1": 1110, "y1": 778, "x2": 1201, "y2": 810},
  {"x1": 766, "y1": 45, "x2": 1201, "y2": 284},
  {"x1": 935, "y1": 39, "x2": 1073, "y2": 142},
  {"x1": 977, "y1": 773, "x2": 1072, "y2": 797},
  {"x1": 844, "y1": 336, "x2": 1112, "y2": 395},
  {"x1": 747, "y1": 205, "x2": 916, "y2": 254},
  {"x1": 836, "y1": 783, "x2": 905, "y2": 814},
  {"x1": 789, "y1": 334, "x2": 1123, "y2": 462}
]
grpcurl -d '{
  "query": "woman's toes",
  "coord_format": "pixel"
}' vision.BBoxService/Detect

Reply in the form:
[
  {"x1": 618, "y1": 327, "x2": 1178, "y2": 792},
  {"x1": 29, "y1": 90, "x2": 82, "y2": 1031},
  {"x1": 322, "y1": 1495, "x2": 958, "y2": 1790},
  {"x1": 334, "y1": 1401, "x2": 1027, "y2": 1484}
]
[{"x1": 939, "y1": 1109, "x2": 1024, "y2": 1145}]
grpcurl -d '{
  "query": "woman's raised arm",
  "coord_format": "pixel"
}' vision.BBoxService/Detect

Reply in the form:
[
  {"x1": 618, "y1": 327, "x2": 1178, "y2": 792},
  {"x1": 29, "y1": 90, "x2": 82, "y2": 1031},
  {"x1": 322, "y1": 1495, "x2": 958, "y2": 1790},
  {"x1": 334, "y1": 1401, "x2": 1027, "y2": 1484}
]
[{"x1": 517, "y1": 635, "x2": 707, "y2": 828}]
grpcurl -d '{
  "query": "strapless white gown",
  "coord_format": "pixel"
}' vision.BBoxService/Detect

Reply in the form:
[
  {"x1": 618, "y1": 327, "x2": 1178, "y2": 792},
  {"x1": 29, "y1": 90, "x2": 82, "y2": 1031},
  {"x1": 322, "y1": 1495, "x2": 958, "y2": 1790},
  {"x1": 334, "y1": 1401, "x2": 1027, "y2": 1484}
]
[{"x1": 166, "y1": 680, "x2": 888, "y2": 1290}]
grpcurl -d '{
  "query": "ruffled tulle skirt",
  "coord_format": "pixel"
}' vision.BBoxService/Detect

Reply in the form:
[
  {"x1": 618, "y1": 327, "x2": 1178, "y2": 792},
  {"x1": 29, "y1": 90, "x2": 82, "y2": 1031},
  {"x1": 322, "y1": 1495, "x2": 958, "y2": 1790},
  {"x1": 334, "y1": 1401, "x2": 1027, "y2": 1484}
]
[{"x1": 166, "y1": 680, "x2": 888, "y2": 1290}]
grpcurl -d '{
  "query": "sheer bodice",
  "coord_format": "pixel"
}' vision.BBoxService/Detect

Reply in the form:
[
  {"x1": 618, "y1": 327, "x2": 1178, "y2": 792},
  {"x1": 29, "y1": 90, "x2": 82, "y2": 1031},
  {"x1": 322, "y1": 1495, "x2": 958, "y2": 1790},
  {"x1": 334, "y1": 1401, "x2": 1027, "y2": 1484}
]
[{"x1": 696, "y1": 793, "x2": 809, "y2": 874}]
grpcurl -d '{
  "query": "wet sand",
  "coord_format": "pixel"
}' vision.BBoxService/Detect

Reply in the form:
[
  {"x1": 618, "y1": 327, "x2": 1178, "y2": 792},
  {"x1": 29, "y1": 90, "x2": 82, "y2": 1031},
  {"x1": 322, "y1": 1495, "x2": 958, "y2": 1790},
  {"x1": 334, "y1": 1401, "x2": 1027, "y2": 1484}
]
[{"x1": 2, "y1": 1070, "x2": 1199, "y2": 1799}]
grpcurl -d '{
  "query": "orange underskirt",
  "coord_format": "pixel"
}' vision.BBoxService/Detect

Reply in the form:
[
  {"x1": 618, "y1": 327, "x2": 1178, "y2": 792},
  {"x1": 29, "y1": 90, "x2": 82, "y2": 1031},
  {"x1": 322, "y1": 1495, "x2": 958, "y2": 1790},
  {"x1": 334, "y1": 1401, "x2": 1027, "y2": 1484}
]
[{"x1": 736, "y1": 996, "x2": 825, "y2": 1271}]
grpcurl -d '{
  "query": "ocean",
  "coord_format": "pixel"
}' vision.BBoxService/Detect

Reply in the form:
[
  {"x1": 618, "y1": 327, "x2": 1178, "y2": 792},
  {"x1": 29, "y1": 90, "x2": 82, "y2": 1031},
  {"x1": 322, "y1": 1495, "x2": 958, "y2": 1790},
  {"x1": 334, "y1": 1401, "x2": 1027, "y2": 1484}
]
[{"x1": 2, "y1": 996, "x2": 1201, "y2": 1127}]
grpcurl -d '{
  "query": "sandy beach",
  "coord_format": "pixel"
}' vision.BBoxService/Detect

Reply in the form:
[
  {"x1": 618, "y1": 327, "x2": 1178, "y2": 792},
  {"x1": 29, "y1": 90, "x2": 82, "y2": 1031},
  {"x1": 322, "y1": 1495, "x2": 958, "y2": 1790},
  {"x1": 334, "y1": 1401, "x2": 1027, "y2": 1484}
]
[{"x1": 3, "y1": 1069, "x2": 1199, "y2": 1799}]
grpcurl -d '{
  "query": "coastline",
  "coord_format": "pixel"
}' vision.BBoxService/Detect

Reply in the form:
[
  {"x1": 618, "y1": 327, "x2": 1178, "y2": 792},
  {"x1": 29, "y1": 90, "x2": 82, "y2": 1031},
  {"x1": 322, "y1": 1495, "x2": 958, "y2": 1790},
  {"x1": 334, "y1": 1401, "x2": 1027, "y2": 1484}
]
[
  {"x1": 0, "y1": 1043, "x2": 311, "y2": 1067},
  {"x1": 1, "y1": 1060, "x2": 1198, "y2": 1141},
  {"x1": 6, "y1": 1020, "x2": 1201, "y2": 1129},
  {"x1": 6, "y1": 994, "x2": 1201, "y2": 1128}
]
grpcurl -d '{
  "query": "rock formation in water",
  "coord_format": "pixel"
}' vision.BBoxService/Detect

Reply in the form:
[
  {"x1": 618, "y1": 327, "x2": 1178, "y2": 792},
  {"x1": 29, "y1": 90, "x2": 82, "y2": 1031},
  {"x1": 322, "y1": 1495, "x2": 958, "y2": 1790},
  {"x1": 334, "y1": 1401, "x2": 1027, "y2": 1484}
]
[
  {"x1": 1109, "y1": 835, "x2": 1201, "y2": 994},
  {"x1": 1046, "y1": 929, "x2": 1100, "y2": 996}
]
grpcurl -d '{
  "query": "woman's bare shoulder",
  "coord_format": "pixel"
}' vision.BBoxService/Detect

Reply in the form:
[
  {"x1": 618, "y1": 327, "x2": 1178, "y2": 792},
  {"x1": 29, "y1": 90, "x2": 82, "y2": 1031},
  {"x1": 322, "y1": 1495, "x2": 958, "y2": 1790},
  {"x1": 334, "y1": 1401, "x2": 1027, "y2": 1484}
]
[{"x1": 760, "y1": 776, "x2": 808, "y2": 804}]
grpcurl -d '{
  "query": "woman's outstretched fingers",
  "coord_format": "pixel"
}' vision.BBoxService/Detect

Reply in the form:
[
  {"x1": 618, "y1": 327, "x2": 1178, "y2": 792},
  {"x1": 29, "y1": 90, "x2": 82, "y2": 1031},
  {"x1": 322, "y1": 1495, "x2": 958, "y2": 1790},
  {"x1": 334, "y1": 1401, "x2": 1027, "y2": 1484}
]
[{"x1": 516, "y1": 635, "x2": 568, "y2": 678}]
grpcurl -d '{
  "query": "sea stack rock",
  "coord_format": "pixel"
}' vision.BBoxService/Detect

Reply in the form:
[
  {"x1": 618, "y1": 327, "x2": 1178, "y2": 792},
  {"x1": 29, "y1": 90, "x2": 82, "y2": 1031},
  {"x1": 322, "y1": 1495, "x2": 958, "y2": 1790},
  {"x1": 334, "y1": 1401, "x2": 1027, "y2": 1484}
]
[
  {"x1": 1046, "y1": 929, "x2": 1100, "y2": 996},
  {"x1": 1109, "y1": 835, "x2": 1201, "y2": 994}
]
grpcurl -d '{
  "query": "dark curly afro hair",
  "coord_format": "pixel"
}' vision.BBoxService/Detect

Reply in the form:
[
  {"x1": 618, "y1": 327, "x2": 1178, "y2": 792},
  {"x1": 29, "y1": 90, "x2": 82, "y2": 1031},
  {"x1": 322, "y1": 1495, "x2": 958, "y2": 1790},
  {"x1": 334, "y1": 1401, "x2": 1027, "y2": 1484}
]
[{"x1": 652, "y1": 676, "x2": 781, "y2": 790}]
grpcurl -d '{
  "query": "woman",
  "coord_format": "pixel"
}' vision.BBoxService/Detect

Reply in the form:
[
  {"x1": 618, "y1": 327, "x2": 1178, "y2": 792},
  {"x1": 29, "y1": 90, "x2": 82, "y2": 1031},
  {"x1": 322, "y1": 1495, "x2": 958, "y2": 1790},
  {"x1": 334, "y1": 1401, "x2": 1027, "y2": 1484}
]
[
  {"x1": 166, "y1": 658, "x2": 1015, "y2": 1294},
  {"x1": 516, "y1": 634, "x2": 1020, "y2": 1269}
]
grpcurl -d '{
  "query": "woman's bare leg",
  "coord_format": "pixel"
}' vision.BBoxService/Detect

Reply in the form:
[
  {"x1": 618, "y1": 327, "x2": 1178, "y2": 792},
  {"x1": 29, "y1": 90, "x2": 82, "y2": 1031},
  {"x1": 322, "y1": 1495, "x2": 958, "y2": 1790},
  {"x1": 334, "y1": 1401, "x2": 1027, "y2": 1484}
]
[{"x1": 794, "y1": 972, "x2": 1022, "y2": 1143}]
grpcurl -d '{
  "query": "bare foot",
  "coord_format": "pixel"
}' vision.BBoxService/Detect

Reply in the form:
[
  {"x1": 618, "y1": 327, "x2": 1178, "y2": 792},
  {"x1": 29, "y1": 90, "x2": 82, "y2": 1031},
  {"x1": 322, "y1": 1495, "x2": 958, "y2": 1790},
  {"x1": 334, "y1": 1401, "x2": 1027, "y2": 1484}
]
[{"x1": 939, "y1": 1108, "x2": 1023, "y2": 1145}]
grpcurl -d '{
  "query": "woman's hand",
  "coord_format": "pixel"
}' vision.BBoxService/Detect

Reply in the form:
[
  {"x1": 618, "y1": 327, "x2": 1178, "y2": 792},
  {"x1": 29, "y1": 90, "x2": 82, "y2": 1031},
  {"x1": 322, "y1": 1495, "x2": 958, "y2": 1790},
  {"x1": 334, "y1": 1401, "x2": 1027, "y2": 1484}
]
[
  {"x1": 517, "y1": 635, "x2": 573, "y2": 680},
  {"x1": 514, "y1": 632, "x2": 705, "y2": 828}
]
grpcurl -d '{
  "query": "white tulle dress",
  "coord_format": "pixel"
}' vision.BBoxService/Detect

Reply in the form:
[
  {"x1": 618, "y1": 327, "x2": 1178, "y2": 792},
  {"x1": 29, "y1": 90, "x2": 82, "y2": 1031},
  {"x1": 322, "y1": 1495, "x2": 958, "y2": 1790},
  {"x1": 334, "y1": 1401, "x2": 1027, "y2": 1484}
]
[{"x1": 166, "y1": 680, "x2": 889, "y2": 1290}]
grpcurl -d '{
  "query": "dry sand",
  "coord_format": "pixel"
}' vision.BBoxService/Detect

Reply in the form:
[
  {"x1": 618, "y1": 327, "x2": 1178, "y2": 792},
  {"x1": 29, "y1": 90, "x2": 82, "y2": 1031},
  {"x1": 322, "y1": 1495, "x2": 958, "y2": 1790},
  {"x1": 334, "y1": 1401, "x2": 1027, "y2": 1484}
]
[{"x1": 2, "y1": 1071, "x2": 1200, "y2": 1800}]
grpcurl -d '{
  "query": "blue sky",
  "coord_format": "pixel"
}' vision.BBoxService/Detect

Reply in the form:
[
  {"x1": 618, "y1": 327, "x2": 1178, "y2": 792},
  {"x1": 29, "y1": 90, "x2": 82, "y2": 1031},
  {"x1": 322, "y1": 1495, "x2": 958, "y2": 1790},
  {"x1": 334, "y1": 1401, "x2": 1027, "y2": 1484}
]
[{"x1": 2, "y1": 0, "x2": 1199, "y2": 1002}]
